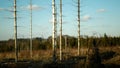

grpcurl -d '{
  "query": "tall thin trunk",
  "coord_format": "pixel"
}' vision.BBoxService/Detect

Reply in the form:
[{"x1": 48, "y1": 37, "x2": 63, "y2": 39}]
[
  {"x1": 14, "y1": 0, "x2": 18, "y2": 62},
  {"x1": 52, "y1": 0, "x2": 57, "y2": 62},
  {"x1": 77, "y1": 0, "x2": 80, "y2": 56},
  {"x1": 30, "y1": 0, "x2": 33, "y2": 59},
  {"x1": 59, "y1": 0, "x2": 62, "y2": 61}
]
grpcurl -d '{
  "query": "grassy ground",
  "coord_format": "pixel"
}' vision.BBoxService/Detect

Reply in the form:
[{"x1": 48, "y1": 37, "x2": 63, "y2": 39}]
[{"x1": 0, "y1": 46, "x2": 120, "y2": 68}]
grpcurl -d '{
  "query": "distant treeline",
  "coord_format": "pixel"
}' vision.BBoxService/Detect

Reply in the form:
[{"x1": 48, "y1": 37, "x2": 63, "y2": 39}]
[{"x1": 0, "y1": 34, "x2": 120, "y2": 52}]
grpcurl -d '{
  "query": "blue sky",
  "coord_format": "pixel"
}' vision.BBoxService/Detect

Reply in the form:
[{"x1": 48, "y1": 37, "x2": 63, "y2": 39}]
[{"x1": 0, "y1": 0, "x2": 120, "y2": 40}]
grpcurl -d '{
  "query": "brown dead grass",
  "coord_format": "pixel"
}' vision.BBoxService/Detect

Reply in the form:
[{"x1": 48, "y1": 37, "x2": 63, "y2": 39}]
[
  {"x1": 0, "y1": 48, "x2": 86, "y2": 61},
  {"x1": 0, "y1": 46, "x2": 120, "y2": 63}
]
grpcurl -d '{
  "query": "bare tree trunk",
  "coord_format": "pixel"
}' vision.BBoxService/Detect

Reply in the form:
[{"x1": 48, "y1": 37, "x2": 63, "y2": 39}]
[{"x1": 14, "y1": 0, "x2": 18, "y2": 62}]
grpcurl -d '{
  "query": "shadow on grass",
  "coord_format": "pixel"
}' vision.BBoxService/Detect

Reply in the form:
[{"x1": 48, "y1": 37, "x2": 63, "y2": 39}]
[{"x1": 105, "y1": 64, "x2": 120, "y2": 68}]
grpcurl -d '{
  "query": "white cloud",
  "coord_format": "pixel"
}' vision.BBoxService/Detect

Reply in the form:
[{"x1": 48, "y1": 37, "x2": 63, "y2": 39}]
[
  {"x1": 49, "y1": 18, "x2": 53, "y2": 23},
  {"x1": 21, "y1": 4, "x2": 42, "y2": 10},
  {"x1": 97, "y1": 9, "x2": 106, "y2": 12},
  {"x1": 0, "y1": 8, "x2": 4, "y2": 10},
  {"x1": 27, "y1": 5, "x2": 40, "y2": 10},
  {"x1": 82, "y1": 15, "x2": 91, "y2": 22},
  {"x1": 0, "y1": 8, "x2": 13, "y2": 12}
]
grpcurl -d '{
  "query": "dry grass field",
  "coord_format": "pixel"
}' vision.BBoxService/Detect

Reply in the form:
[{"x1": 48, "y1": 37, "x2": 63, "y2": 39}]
[{"x1": 0, "y1": 46, "x2": 120, "y2": 68}]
